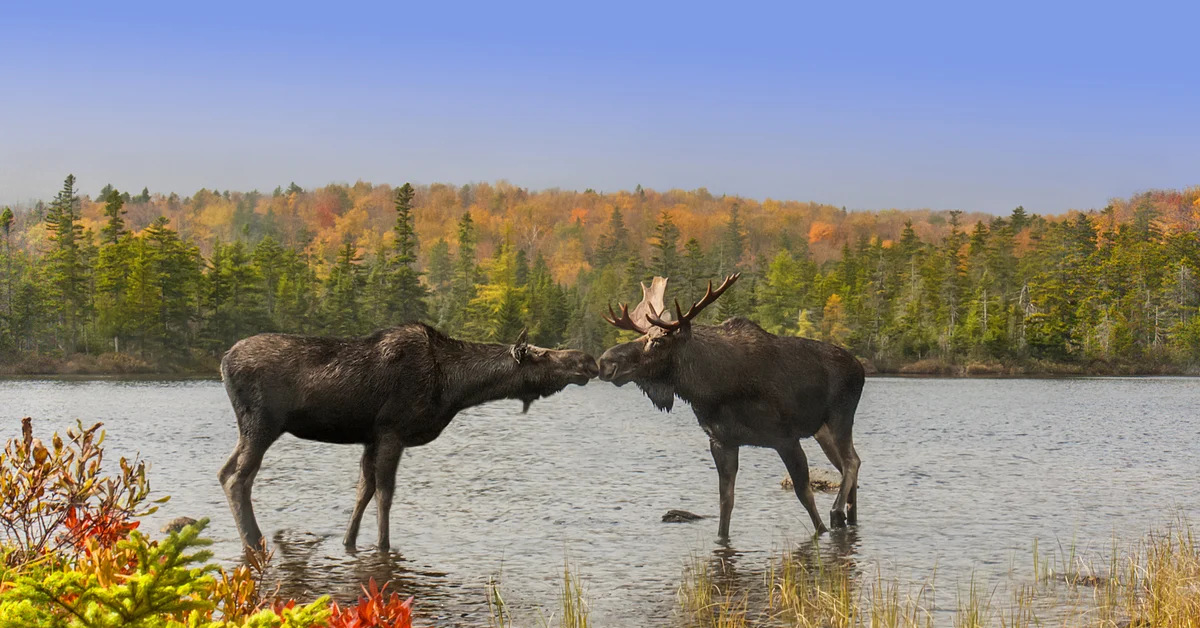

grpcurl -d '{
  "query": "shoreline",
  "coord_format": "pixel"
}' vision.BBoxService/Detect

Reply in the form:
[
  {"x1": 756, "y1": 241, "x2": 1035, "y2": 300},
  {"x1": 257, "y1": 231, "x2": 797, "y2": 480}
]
[{"x1": 2, "y1": 351, "x2": 1196, "y2": 380}]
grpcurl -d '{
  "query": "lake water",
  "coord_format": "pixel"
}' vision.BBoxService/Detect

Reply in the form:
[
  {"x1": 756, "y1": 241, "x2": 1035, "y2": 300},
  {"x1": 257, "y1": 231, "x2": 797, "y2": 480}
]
[{"x1": 2, "y1": 377, "x2": 1197, "y2": 625}]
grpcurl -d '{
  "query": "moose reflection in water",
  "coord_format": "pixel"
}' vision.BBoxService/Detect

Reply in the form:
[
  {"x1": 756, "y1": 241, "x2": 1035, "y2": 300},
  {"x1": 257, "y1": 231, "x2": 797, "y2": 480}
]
[
  {"x1": 598, "y1": 275, "x2": 865, "y2": 536},
  {"x1": 218, "y1": 324, "x2": 599, "y2": 551}
]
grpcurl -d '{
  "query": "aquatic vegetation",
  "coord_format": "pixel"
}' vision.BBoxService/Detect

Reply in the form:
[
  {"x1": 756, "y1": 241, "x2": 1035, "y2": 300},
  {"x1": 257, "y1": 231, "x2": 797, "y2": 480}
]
[
  {"x1": 676, "y1": 521, "x2": 1200, "y2": 628},
  {"x1": 556, "y1": 560, "x2": 590, "y2": 628}
]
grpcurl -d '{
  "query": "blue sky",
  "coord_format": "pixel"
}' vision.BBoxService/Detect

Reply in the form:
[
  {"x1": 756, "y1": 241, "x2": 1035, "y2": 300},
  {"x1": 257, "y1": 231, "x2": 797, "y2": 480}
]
[{"x1": 2, "y1": 1, "x2": 1197, "y2": 212}]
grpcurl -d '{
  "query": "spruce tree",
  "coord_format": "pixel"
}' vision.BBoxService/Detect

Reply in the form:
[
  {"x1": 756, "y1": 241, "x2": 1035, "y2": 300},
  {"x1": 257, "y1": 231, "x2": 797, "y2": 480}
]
[
  {"x1": 442, "y1": 212, "x2": 478, "y2": 332},
  {"x1": 100, "y1": 190, "x2": 127, "y2": 245},
  {"x1": 596, "y1": 207, "x2": 630, "y2": 266},
  {"x1": 426, "y1": 239, "x2": 452, "y2": 294},
  {"x1": 252, "y1": 236, "x2": 284, "y2": 320},
  {"x1": 325, "y1": 236, "x2": 365, "y2": 336},
  {"x1": 386, "y1": 183, "x2": 429, "y2": 323},
  {"x1": 719, "y1": 204, "x2": 746, "y2": 274},
  {"x1": 44, "y1": 175, "x2": 89, "y2": 352},
  {"x1": 681, "y1": 238, "x2": 709, "y2": 305},
  {"x1": 650, "y1": 211, "x2": 680, "y2": 278},
  {"x1": 143, "y1": 216, "x2": 201, "y2": 353},
  {"x1": 95, "y1": 192, "x2": 132, "y2": 351},
  {"x1": 1, "y1": 207, "x2": 12, "y2": 346}
]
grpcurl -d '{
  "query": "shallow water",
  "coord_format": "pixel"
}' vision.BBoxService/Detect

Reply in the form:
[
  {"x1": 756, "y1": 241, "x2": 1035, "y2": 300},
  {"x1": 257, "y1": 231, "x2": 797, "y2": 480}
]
[{"x1": 2, "y1": 376, "x2": 1197, "y2": 625}]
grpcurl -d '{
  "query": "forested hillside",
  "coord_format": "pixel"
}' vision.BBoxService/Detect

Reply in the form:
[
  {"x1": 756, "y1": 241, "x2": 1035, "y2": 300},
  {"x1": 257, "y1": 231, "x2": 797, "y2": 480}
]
[{"x1": 1, "y1": 176, "x2": 1198, "y2": 374}]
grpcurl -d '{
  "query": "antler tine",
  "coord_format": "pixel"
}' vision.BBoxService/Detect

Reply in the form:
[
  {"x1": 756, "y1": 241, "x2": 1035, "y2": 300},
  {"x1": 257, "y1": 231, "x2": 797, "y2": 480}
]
[
  {"x1": 678, "y1": 273, "x2": 741, "y2": 323},
  {"x1": 646, "y1": 301, "x2": 675, "y2": 329},
  {"x1": 603, "y1": 302, "x2": 649, "y2": 334},
  {"x1": 646, "y1": 274, "x2": 741, "y2": 331}
]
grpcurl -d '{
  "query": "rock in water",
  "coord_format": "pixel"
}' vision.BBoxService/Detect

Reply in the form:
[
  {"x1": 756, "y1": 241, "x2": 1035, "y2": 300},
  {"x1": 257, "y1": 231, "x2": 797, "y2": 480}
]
[
  {"x1": 161, "y1": 516, "x2": 199, "y2": 534},
  {"x1": 662, "y1": 509, "x2": 706, "y2": 523},
  {"x1": 781, "y1": 467, "x2": 842, "y2": 493}
]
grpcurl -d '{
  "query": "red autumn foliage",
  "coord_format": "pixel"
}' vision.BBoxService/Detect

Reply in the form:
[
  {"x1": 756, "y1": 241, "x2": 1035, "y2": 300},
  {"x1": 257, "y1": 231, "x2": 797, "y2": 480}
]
[
  {"x1": 328, "y1": 578, "x2": 414, "y2": 628},
  {"x1": 62, "y1": 506, "x2": 140, "y2": 552}
]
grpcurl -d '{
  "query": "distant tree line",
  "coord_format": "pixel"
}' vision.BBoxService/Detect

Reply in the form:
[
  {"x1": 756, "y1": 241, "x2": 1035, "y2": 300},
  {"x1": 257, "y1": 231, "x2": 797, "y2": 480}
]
[{"x1": 1, "y1": 175, "x2": 1198, "y2": 372}]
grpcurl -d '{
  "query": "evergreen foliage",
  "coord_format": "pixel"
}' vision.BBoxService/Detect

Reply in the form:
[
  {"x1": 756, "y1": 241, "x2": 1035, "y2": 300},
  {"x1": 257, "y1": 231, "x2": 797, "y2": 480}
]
[{"x1": 0, "y1": 176, "x2": 1197, "y2": 373}]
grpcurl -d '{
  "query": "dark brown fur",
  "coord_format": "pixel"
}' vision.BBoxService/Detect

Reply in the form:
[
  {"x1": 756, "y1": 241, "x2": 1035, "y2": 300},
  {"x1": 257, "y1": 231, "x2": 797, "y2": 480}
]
[
  {"x1": 218, "y1": 324, "x2": 598, "y2": 551},
  {"x1": 599, "y1": 283, "x2": 865, "y2": 537}
]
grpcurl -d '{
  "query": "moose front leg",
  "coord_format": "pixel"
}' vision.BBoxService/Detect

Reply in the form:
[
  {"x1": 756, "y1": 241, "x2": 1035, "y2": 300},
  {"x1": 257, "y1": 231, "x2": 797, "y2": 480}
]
[
  {"x1": 219, "y1": 434, "x2": 276, "y2": 550},
  {"x1": 343, "y1": 443, "x2": 377, "y2": 548},
  {"x1": 372, "y1": 437, "x2": 404, "y2": 552},
  {"x1": 709, "y1": 440, "x2": 739, "y2": 539}
]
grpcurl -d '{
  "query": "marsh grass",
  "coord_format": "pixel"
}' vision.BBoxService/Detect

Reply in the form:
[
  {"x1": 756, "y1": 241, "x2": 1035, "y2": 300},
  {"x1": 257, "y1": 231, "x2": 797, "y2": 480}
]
[
  {"x1": 557, "y1": 559, "x2": 590, "y2": 628},
  {"x1": 674, "y1": 517, "x2": 1199, "y2": 628},
  {"x1": 487, "y1": 518, "x2": 1196, "y2": 627},
  {"x1": 484, "y1": 558, "x2": 590, "y2": 628},
  {"x1": 487, "y1": 574, "x2": 512, "y2": 628}
]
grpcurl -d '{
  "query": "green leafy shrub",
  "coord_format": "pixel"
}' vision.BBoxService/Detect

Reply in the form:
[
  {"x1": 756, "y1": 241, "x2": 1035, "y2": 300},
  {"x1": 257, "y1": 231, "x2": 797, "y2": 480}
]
[{"x1": 1, "y1": 419, "x2": 414, "y2": 628}]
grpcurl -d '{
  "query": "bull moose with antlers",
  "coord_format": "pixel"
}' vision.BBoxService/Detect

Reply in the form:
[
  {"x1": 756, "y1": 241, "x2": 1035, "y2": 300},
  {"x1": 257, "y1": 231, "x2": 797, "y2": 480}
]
[
  {"x1": 598, "y1": 275, "x2": 865, "y2": 536},
  {"x1": 219, "y1": 324, "x2": 599, "y2": 551}
]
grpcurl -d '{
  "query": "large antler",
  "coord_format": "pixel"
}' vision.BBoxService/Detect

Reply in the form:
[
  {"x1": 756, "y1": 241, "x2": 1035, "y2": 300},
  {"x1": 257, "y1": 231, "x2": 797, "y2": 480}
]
[
  {"x1": 603, "y1": 302, "x2": 649, "y2": 334},
  {"x1": 603, "y1": 277, "x2": 669, "y2": 335},
  {"x1": 646, "y1": 273, "x2": 741, "y2": 331}
]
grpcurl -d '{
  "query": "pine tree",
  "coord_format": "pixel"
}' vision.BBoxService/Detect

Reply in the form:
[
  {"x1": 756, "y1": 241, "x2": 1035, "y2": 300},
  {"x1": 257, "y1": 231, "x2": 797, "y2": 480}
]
[
  {"x1": 1010, "y1": 205, "x2": 1029, "y2": 231},
  {"x1": 325, "y1": 236, "x2": 365, "y2": 336},
  {"x1": 650, "y1": 211, "x2": 680, "y2": 278},
  {"x1": 99, "y1": 190, "x2": 127, "y2": 245},
  {"x1": 252, "y1": 236, "x2": 284, "y2": 320},
  {"x1": 95, "y1": 193, "x2": 133, "y2": 351},
  {"x1": 392, "y1": 183, "x2": 418, "y2": 266},
  {"x1": 442, "y1": 212, "x2": 478, "y2": 332},
  {"x1": 596, "y1": 207, "x2": 630, "y2": 266},
  {"x1": 426, "y1": 239, "x2": 452, "y2": 294},
  {"x1": 0, "y1": 206, "x2": 13, "y2": 347},
  {"x1": 143, "y1": 216, "x2": 201, "y2": 353},
  {"x1": 43, "y1": 175, "x2": 89, "y2": 352},
  {"x1": 719, "y1": 204, "x2": 746, "y2": 274},
  {"x1": 380, "y1": 183, "x2": 430, "y2": 324},
  {"x1": 528, "y1": 254, "x2": 569, "y2": 347},
  {"x1": 680, "y1": 238, "x2": 709, "y2": 306}
]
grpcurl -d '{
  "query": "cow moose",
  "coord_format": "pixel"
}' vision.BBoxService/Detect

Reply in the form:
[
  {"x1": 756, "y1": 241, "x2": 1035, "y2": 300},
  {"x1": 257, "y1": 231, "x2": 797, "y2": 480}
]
[
  {"x1": 219, "y1": 324, "x2": 599, "y2": 551},
  {"x1": 598, "y1": 275, "x2": 865, "y2": 536}
]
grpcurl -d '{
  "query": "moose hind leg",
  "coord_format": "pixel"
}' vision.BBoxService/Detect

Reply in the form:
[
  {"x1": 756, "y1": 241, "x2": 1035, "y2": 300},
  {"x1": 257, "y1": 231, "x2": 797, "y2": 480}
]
[
  {"x1": 343, "y1": 443, "x2": 378, "y2": 548},
  {"x1": 372, "y1": 438, "x2": 404, "y2": 552},
  {"x1": 814, "y1": 425, "x2": 853, "y2": 527},
  {"x1": 220, "y1": 435, "x2": 274, "y2": 549},
  {"x1": 833, "y1": 436, "x2": 861, "y2": 527},
  {"x1": 709, "y1": 440, "x2": 739, "y2": 539},
  {"x1": 777, "y1": 442, "x2": 828, "y2": 534}
]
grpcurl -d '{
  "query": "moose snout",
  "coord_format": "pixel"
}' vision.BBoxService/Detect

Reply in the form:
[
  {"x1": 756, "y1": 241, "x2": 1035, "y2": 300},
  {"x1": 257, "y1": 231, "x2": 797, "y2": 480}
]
[
  {"x1": 566, "y1": 352, "x2": 600, "y2": 384},
  {"x1": 598, "y1": 356, "x2": 622, "y2": 383}
]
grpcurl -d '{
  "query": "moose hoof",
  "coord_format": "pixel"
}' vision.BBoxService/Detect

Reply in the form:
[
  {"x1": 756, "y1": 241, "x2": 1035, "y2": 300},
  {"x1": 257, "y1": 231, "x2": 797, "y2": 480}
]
[{"x1": 830, "y1": 510, "x2": 847, "y2": 529}]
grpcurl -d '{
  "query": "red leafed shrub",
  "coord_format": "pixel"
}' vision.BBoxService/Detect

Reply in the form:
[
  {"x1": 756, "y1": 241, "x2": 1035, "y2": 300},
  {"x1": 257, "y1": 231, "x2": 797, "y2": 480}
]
[
  {"x1": 1, "y1": 418, "x2": 162, "y2": 567},
  {"x1": 328, "y1": 578, "x2": 414, "y2": 628},
  {"x1": 62, "y1": 506, "x2": 141, "y2": 551}
]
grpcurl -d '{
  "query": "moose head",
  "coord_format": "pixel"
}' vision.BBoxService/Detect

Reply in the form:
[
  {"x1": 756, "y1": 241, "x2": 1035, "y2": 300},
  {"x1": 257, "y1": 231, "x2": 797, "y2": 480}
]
[
  {"x1": 597, "y1": 274, "x2": 740, "y2": 409},
  {"x1": 505, "y1": 328, "x2": 600, "y2": 412}
]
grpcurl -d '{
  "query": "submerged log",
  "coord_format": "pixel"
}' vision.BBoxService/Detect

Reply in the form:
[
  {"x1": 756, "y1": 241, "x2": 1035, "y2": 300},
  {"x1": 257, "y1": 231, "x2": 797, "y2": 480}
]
[{"x1": 781, "y1": 467, "x2": 842, "y2": 493}]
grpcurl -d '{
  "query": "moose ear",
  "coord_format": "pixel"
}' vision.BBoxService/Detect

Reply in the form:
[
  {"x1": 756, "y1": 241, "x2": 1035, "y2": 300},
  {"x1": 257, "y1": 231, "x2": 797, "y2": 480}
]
[{"x1": 511, "y1": 327, "x2": 529, "y2": 363}]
